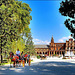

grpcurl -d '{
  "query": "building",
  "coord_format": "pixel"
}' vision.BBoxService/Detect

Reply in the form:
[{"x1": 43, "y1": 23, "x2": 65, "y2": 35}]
[{"x1": 34, "y1": 36, "x2": 75, "y2": 57}]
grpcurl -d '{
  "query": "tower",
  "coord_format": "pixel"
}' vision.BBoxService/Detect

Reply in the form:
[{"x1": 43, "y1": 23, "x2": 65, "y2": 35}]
[
  {"x1": 51, "y1": 35, "x2": 54, "y2": 43},
  {"x1": 50, "y1": 35, "x2": 55, "y2": 50}
]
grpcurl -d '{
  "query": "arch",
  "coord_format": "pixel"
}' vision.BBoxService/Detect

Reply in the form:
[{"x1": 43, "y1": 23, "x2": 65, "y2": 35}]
[
  {"x1": 67, "y1": 47, "x2": 69, "y2": 49},
  {"x1": 70, "y1": 47, "x2": 72, "y2": 49},
  {"x1": 40, "y1": 52, "x2": 42, "y2": 54},
  {"x1": 57, "y1": 52, "x2": 59, "y2": 54},
  {"x1": 37, "y1": 52, "x2": 39, "y2": 54},
  {"x1": 45, "y1": 52, "x2": 47, "y2": 54},
  {"x1": 50, "y1": 51, "x2": 51, "y2": 54}
]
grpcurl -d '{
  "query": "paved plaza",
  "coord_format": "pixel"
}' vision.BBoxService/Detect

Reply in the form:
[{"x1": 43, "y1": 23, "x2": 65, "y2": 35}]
[{"x1": 0, "y1": 59, "x2": 75, "y2": 75}]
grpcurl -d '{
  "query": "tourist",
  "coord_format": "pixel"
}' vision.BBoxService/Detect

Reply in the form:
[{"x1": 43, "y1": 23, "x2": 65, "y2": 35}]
[
  {"x1": 27, "y1": 55, "x2": 30, "y2": 63},
  {"x1": 9, "y1": 51, "x2": 14, "y2": 60},
  {"x1": 21, "y1": 51, "x2": 24, "y2": 56},
  {"x1": 24, "y1": 53, "x2": 28, "y2": 63},
  {"x1": 16, "y1": 49, "x2": 21, "y2": 59},
  {"x1": 21, "y1": 51, "x2": 24, "y2": 60}
]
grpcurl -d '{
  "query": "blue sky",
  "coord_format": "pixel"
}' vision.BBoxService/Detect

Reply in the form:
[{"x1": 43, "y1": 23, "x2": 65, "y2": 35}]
[{"x1": 20, "y1": 0, "x2": 72, "y2": 44}]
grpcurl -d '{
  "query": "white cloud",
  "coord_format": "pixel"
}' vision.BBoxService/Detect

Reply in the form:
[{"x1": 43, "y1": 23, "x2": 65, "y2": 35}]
[
  {"x1": 58, "y1": 39, "x2": 64, "y2": 42},
  {"x1": 33, "y1": 39, "x2": 50, "y2": 45},
  {"x1": 33, "y1": 35, "x2": 74, "y2": 44},
  {"x1": 58, "y1": 35, "x2": 73, "y2": 43}
]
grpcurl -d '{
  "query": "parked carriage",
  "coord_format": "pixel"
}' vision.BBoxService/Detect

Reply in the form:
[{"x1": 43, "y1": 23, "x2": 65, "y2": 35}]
[{"x1": 9, "y1": 52, "x2": 31, "y2": 67}]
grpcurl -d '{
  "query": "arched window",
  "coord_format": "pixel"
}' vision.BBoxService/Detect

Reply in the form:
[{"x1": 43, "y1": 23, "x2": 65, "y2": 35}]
[
  {"x1": 67, "y1": 47, "x2": 69, "y2": 49},
  {"x1": 52, "y1": 52, "x2": 53, "y2": 54},
  {"x1": 50, "y1": 52, "x2": 51, "y2": 54},
  {"x1": 71, "y1": 47, "x2": 72, "y2": 49},
  {"x1": 45, "y1": 52, "x2": 47, "y2": 54},
  {"x1": 37, "y1": 52, "x2": 39, "y2": 54},
  {"x1": 57, "y1": 52, "x2": 59, "y2": 54}
]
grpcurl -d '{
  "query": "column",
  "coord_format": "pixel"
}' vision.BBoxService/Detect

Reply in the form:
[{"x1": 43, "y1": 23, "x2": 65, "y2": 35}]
[
  {"x1": 49, "y1": 51, "x2": 50, "y2": 56},
  {"x1": 61, "y1": 51, "x2": 62, "y2": 55},
  {"x1": 51, "y1": 51, "x2": 52, "y2": 56},
  {"x1": 56, "y1": 51, "x2": 57, "y2": 56}
]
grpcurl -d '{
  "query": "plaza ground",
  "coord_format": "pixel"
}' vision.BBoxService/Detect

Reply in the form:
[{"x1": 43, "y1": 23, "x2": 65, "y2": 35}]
[{"x1": 0, "y1": 58, "x2": 75, "y2": 75}]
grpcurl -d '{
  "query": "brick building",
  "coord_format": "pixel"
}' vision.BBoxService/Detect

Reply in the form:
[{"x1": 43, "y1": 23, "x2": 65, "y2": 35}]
[{"x1": 34, "y1": 36, "x2": 75, "y2": 57}]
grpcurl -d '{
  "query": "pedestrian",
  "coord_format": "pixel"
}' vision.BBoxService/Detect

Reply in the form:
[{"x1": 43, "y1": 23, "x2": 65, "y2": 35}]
[
  {"x1": 21, "y1": 51, "x2": 24, "y2": 60},
  {"x1": 28, "y1": 55, "x2": 31, "y2": 66},
  {"x1": 21, "y1": 51, "x2": 24, "y2": 56},
  {"x1": 24, "y1": 53, "x2": 28, "y2": 63},
  {"x1": 27, "y1": 55, "x2": 30, "y2": 63},
  {"x1": 16, "y1": 49, "x2": 21, "y2": 60}
]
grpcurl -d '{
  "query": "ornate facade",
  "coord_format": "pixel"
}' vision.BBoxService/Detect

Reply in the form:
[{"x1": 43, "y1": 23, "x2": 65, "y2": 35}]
[{"x1": 34, "y1": 36, "x2": 75, "y2": 56}]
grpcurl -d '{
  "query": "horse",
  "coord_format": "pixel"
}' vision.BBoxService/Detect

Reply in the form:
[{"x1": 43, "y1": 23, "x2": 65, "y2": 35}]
[
  {"x1": 9, "y1": 52, "x2": 25, "y2": 67},
  {"x1": 9, "y1": 52, "x2": 21, "y2": 67},
  {"x1": 9, "y1": 52, "x2": 31, "y2": 67},
  {"x1": 23, "y1": 54, "x2": 31, "y2": 66}
]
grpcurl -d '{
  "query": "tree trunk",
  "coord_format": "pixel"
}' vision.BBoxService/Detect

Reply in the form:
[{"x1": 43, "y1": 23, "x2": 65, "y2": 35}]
[
  {"x1": 1, "y1": 55, "x2": 3, "y2": 63},
  {"x1": 1, "y1": 48, "x2": 3, "y2": 63}
]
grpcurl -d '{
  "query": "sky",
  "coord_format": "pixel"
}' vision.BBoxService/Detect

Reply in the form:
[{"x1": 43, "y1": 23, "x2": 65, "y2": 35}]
[{"x1": 19, "y1": 0, "x2": 72, "y2": 45}]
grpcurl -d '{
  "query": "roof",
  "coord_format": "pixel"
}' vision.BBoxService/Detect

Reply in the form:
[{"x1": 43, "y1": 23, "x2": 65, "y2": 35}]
[
  {"x1": 54, "y1": 43, "x2": 65, "y2": 44},
  {"x1": 34, "y1": 45, "x2": 49, "y2": 48}
]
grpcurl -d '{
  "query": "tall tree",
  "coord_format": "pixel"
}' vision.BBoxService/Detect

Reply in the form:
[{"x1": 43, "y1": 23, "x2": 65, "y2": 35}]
[
  {"x1": 25, "y1": 33, "x2": 35, "y2": 55},
  {"x1": 0, "y1": 0, "x2": 32, "y2": 63},
  {"x1": 59, "y1": 0, "x2": 75, "y2": 38}
]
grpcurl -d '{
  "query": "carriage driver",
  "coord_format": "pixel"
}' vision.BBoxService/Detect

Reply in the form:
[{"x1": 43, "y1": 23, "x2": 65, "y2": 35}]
[{"x1": 16, "y1": 49, "x2": 21, "y2": 59}]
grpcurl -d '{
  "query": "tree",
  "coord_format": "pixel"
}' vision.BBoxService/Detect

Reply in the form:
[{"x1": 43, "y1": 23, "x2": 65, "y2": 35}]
[
  {"x1": 59, "y1": 0, "x2": 75, "y2": 38},
  {"x1": 10, "y1": 37, "x2": 25, "y2": 53},
  {"x1": 24, "y1": 33, "x2": 36, "y2": 55},
  {"x1": 0, "y1": 0, "x2": 32, "y2": 63}
]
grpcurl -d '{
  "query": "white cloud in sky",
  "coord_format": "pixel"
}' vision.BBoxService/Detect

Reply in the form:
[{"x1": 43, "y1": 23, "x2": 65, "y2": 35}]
[
  {"x1": 33, "y1": 39, "x2": 50, "y2": 45},
  {"x1": 33, "y1": 35, "x2": 74, "y2": 45},
  {"x1": 58, "y1": 35, "x2": 74, "y2": 43}
]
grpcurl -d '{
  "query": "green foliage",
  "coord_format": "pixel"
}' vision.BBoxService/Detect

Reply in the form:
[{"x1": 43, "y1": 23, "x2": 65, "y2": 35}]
[
  {"x1": 37, "y1": 56, "x2": 40, "y2": 59},
  {"x1": 10, "y1": 37, "x2": 25, "y2": 54},
  {"x1": 59, "y1": 0, "x2": 75, "y2": 38},
  {"x1": 62, "y1": 57, "x2": 66, "y2": 59},
  {"x1": 0, "y1": 0, "x2": 32, "y2": 63},
  {"x1": 53, "y1": 54, "x2": 56, "y2": 56},
  {"x1": 24, "y1": 33, "x2": 36, "y2": 55}
]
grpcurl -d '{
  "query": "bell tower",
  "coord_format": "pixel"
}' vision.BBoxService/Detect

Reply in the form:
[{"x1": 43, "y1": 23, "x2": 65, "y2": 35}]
[
  {"x1": 50, "y1": 35, "x2": 54, "y2": 50},
  {"x1": 51, "y1": 35, "x2": 54, "y2": 43}
]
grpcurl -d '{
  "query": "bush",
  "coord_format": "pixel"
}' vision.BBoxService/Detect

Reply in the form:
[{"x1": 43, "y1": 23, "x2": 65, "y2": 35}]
[
  {"x1": 62, "y1": 57, "x2": 66, "y2": 59},
  {"x1": 0, "y1": 60, "x2": 8, "y2": 66},
  {"x1": 53, "y1": 54, "x2": 56, "y2": 56},
  {"x1": 37, "y1": 56, "x2": 40, "y2": 59}
]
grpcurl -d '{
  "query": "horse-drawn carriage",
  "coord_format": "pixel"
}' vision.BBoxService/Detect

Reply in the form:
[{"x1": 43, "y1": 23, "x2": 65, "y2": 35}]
[
  {"x1": 9, "y1": 52, "x2": 31, "y2": 67},
  {"x1": 40, "y1": 55, "x2": 47, "y2": 60}
]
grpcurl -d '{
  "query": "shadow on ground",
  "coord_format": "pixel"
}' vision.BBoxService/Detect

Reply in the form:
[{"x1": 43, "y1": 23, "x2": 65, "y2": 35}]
[{"x1": 0, "y1": 61, "x2": 75, "y2": 75}]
